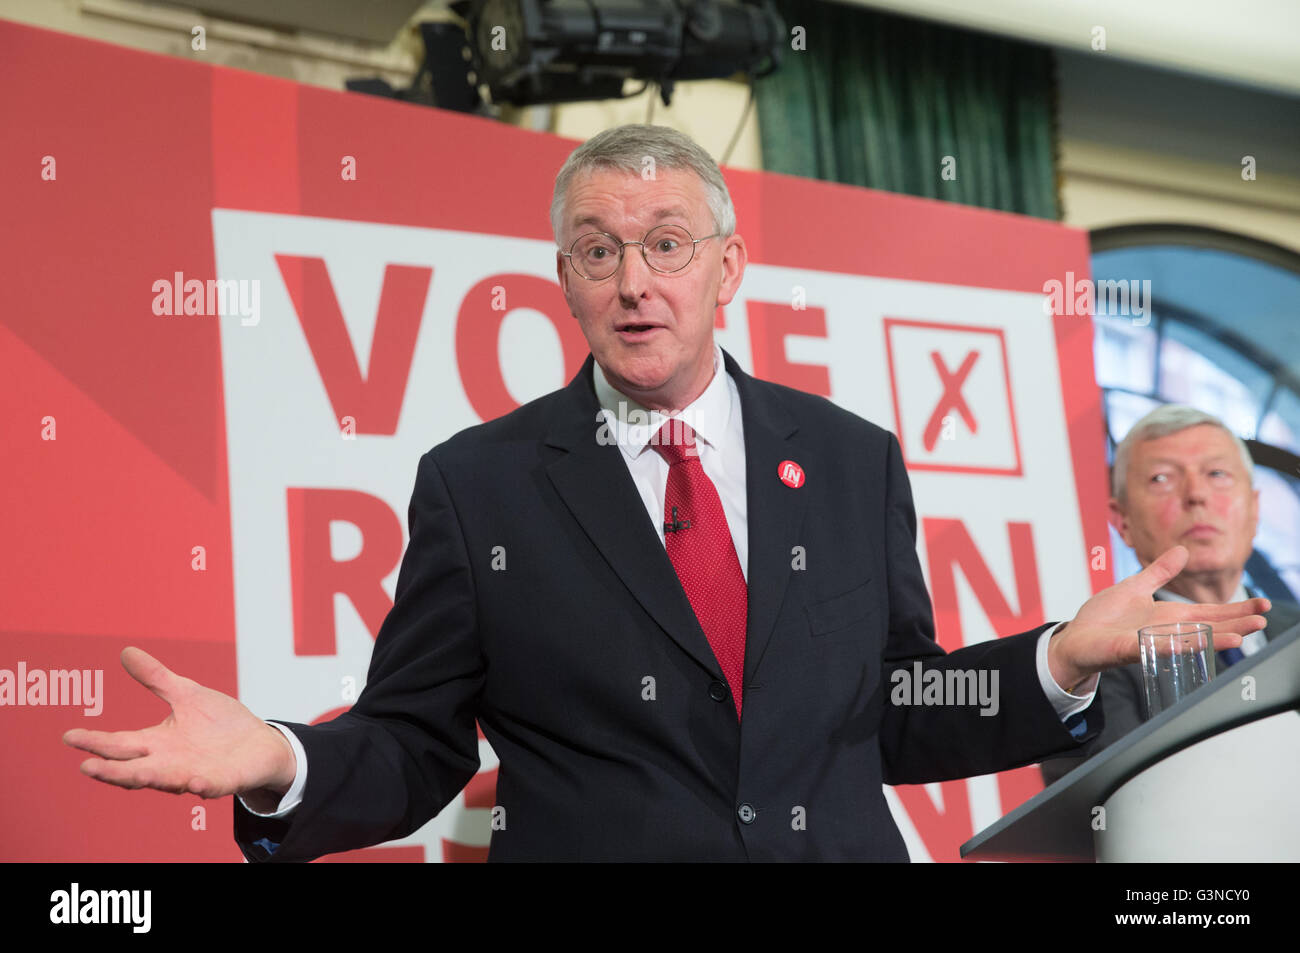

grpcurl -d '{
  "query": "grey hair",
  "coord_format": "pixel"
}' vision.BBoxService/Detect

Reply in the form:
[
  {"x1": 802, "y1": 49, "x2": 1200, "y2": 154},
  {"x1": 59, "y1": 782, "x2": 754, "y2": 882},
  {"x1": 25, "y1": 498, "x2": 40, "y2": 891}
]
[
  {"x1": 550, "y1": 124, "x2": 736, "y2": 247},
  {"x1": 1112, "y1": 404, "x2": 1255, "y2": 503}
]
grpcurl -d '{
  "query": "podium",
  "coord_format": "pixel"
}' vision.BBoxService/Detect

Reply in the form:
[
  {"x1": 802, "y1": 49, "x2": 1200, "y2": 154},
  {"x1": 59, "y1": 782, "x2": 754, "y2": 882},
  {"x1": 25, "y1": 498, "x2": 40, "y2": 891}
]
[{"x1": 961, "y1": 624, "x2": 1300, "y2": 862}]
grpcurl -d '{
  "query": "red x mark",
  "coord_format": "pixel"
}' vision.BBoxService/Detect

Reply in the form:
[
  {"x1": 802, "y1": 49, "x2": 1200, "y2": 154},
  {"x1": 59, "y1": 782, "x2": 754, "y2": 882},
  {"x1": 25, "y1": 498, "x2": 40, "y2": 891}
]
[{"x1": 922, "y1": 350, "x2": 979, "y2": 451}]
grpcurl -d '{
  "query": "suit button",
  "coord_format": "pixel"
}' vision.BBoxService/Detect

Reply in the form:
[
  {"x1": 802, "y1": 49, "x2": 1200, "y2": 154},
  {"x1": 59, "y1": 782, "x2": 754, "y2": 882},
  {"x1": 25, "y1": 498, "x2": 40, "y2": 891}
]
[
  {"x1": 708, "y1": 680, "x2": 729, "y2": 703},
  {"x1": 737, "y1": 803, "x2": 756, "y2": 824}
]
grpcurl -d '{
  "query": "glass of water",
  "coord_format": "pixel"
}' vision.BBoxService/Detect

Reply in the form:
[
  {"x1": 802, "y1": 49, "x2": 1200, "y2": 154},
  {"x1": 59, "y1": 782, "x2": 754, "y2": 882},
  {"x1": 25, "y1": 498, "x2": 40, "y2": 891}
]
[{"x1": 1138, "y1": 622, "x2": 1215, "y2": 719}]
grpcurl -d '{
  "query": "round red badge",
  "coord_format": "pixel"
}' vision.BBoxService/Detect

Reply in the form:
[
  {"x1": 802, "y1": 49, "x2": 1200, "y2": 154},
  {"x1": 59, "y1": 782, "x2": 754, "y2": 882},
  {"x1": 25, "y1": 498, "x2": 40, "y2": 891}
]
[{"x1": 777, "y1": 460, "x2": 805, "y2": 488}]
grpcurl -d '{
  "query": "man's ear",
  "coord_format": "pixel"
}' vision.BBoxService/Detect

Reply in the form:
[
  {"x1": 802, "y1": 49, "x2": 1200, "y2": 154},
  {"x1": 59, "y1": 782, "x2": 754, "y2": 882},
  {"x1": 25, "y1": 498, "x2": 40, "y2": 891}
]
[
  {"x1": 1108, "y1": 497, "x2": 1134, "y2": 548},
  {"x1": 556, "y1": 250, "x2": 574, "y2": 315},
  {"x1": 715, "y1": 234, "x2": 747, "y2": 308}
]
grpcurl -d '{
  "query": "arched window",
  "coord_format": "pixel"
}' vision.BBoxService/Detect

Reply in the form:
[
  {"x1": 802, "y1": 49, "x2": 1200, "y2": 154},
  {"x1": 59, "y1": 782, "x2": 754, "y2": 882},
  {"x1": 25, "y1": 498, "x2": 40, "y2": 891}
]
[{"x1": 1090, "y1": 225, "x2": 1300, "y2": 603}]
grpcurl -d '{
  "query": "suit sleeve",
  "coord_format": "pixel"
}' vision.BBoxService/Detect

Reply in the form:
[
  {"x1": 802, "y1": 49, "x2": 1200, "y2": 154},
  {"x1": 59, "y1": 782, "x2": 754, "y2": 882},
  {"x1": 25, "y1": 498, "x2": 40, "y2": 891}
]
[
  {"x1": 876, "y1": 432, "x2": 1104, "y2": 784},
  {"x1": 1039, "y1": 663, "x2": 1143, "y2": 785},
  {"x1": 234, "y1": 450, "x2": 484, "y2": 862}
]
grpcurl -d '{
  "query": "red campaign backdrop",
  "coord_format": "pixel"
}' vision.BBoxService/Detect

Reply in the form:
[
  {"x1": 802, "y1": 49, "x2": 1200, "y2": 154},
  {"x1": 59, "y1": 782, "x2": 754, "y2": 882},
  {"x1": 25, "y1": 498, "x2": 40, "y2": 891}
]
[{"x1": 0, "y1": 20, "x2": 1109, "y2": 862}]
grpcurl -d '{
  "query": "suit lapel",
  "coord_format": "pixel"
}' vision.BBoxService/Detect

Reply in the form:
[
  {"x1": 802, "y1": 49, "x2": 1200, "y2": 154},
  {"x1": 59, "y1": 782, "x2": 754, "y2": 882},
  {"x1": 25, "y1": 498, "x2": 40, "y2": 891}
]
[
  {"x1": 542, "y1": 348, "x2": 812, "y2": 689},
  {"x1": 543, "y1": 353, "x2": 721, "y2": 677},
  {"x1": 1264, "y1": 602, "x2": 1300, "y2": 641},
  {"x1": 722, "y1": 349, "x2": 812, "y2": 685},
  {"x1": 1252, "y1": 588, "x2": 1300, "y2": 643}
]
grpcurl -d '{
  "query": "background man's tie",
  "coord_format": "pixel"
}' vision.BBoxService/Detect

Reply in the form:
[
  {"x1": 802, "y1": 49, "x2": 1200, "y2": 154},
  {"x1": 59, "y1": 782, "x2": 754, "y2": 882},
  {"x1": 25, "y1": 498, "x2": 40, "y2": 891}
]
[
  {"x1": 1217, "y1": 646, "x2": 1245, "y2": 669},
  {"x1": 651, "y1": 419, "x2": 748, "y2": 720}
]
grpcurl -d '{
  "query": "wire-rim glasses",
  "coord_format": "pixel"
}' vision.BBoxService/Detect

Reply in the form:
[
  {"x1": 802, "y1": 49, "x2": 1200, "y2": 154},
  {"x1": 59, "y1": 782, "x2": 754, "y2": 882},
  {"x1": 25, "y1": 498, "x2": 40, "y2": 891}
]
[{"x1": 561, "y1": 224, "x2": 721, "y2": 280}]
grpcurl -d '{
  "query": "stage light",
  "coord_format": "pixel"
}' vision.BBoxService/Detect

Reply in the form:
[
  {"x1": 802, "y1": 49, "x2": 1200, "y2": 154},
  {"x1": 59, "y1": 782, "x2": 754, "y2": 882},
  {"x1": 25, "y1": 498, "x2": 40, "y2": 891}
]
[{"x1": 456, "y1": 0, "x2": 784, "y2": 107}]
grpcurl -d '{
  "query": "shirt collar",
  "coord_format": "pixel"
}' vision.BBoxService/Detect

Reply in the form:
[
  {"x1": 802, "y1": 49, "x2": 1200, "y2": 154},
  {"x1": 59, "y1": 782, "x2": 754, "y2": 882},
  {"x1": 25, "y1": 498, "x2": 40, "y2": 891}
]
[{"x1": 592, "y1": 342, "x2": 731, "y2": 460}]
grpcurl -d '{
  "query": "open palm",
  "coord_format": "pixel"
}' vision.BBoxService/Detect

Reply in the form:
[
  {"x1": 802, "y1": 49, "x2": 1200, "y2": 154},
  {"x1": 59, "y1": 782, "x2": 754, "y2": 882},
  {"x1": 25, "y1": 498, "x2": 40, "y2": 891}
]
[
  {"x1": 63, "y1": 647, "x2": 295, "y2": 800},
  {"x1": 1051, "y1": 546, "x2": 1270, "y2": 685}
]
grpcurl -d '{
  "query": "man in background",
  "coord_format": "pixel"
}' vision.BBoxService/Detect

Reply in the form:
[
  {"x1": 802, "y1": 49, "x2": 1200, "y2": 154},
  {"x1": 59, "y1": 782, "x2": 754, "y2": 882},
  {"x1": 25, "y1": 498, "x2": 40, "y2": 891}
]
[{"x1": 1041, "y1": 404, "x2": 1300, "y2": 785}]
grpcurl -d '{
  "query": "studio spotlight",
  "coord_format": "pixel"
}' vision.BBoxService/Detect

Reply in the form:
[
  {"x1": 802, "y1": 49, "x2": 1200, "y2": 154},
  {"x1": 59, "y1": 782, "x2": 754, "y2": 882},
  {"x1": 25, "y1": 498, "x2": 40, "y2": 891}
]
[{"x1": 456, "y1": 0, "x2": 784, "y2": 107}]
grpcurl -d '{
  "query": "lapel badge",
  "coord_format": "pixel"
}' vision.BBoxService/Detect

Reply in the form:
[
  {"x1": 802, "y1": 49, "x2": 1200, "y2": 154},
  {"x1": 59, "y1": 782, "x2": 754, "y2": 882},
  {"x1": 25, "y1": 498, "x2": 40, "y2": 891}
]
[{"x1": 778, "y1": 460, "x2": 805, "y2": 488}]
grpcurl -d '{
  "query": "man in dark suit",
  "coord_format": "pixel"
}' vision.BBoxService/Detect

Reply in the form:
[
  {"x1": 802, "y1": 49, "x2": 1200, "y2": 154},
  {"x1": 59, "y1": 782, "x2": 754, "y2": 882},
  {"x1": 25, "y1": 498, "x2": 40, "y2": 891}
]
[
  {"x1": 1041, "y1": 404, "x2": 1299, "y2": 785},
  {"x1": 63, "y1": 125, "x2": 1269, "y2": 861}
]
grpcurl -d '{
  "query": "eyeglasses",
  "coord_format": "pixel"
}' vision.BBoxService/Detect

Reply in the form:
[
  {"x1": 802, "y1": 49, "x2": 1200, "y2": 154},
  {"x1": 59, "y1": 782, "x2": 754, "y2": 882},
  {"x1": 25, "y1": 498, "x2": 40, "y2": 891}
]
[{"x1": 560, "y1": 224, "x2": 721, "y2": 280}]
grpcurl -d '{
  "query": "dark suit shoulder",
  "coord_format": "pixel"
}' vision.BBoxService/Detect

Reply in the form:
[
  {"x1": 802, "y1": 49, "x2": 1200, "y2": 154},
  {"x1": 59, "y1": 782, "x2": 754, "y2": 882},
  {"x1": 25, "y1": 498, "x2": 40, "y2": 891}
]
[
  {"x1": 751, "y1": 375, "x2": 896, "y2": 450},
  {"x1": 427, "y1": 386, "x2": 574, "y2": 460},
  {"x1": 421, "y1": 363, "x2": 901, "y2": 471}
]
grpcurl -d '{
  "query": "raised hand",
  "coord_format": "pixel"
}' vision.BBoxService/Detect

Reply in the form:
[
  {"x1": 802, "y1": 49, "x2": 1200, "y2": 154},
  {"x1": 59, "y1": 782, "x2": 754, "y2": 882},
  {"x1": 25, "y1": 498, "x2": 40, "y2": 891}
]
[
  {"x1": 63, "y1": 647, "x2": 297, "y2": 804},
  {"x1": 1047, "y1": 545, "x2": 1270, "y2": 692}
]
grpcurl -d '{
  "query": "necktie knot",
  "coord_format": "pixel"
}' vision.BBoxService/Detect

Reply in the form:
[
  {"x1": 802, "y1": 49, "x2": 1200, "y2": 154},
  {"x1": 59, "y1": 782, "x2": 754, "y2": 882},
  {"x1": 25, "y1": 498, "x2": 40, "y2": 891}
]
[{"x1": 651, "y1": 418, "x2": 699, "y2": 467}]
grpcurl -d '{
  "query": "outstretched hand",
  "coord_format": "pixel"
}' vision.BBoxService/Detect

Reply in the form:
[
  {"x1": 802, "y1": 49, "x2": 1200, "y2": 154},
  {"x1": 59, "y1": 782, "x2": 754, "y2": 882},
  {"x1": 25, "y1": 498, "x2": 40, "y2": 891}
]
[
  {"x1": 1047, "y1": 546, "x2": 1269, "y2": 692},
  {"x1": 63, "y1": 647, "x2": 296, "y2": 802}
]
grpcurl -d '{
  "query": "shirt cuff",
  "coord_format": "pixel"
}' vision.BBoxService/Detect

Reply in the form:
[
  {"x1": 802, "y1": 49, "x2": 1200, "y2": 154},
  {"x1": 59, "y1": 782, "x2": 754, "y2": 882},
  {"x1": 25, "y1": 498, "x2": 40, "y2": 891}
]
[
  {"x1": 236, "y1": 721, "x2": 307, "y2": 818},
  {"x1": 1037, "y1": 622, "x2": 1099, "y2": 720}
]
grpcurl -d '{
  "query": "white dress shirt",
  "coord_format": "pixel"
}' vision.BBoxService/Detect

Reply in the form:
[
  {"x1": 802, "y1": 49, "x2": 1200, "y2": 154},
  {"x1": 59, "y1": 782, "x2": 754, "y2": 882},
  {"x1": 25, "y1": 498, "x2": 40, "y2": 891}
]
[
  {"x1": 592, "y1": 342, "x2": 749, "y2": 580},
  {"x1": 242, "y1": 342, "x2": 1094, "y2": 819}
]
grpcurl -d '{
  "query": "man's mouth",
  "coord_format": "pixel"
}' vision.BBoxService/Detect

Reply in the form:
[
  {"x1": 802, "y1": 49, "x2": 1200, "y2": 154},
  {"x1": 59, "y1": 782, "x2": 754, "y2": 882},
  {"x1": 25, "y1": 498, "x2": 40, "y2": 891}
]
[{"x1": 616, "y1": 324, "x2": 663, "y2": 337}]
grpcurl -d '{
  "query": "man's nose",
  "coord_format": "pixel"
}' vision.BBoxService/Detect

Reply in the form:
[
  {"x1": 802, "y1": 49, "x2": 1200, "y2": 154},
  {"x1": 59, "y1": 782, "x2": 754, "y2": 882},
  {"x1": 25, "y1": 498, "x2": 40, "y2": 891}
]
[
  {"x1": 616, "y1": 243, "x2": 651, "y2": 300},
  {"x1": 1183, "y1": 472, "x2": 1210, "y2": 504}
]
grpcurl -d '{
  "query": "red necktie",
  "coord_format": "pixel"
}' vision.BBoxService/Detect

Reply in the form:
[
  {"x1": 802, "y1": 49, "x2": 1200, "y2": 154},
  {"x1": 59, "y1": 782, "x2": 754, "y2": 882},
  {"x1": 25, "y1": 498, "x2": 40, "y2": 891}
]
[{"x1": 651, "y1": 419, "x2": 748, "y2": 720}]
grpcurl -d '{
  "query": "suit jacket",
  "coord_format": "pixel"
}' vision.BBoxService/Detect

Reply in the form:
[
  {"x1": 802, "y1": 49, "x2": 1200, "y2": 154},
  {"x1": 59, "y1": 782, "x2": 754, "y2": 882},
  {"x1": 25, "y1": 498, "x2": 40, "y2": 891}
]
[
  {"x1": 235, "y1": 347, "x2": 1102, "y2": 861},
  {"x1": 1039, "y1": 594, "x2": 1300, "y2": 786}
]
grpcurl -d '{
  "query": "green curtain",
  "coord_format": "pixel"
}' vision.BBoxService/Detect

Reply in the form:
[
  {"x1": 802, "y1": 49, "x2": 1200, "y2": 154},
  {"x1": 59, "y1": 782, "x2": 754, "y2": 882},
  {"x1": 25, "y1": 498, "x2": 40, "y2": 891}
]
[{"x1": 755, "y1": 0, "x2": 1060, "y2": 219}]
